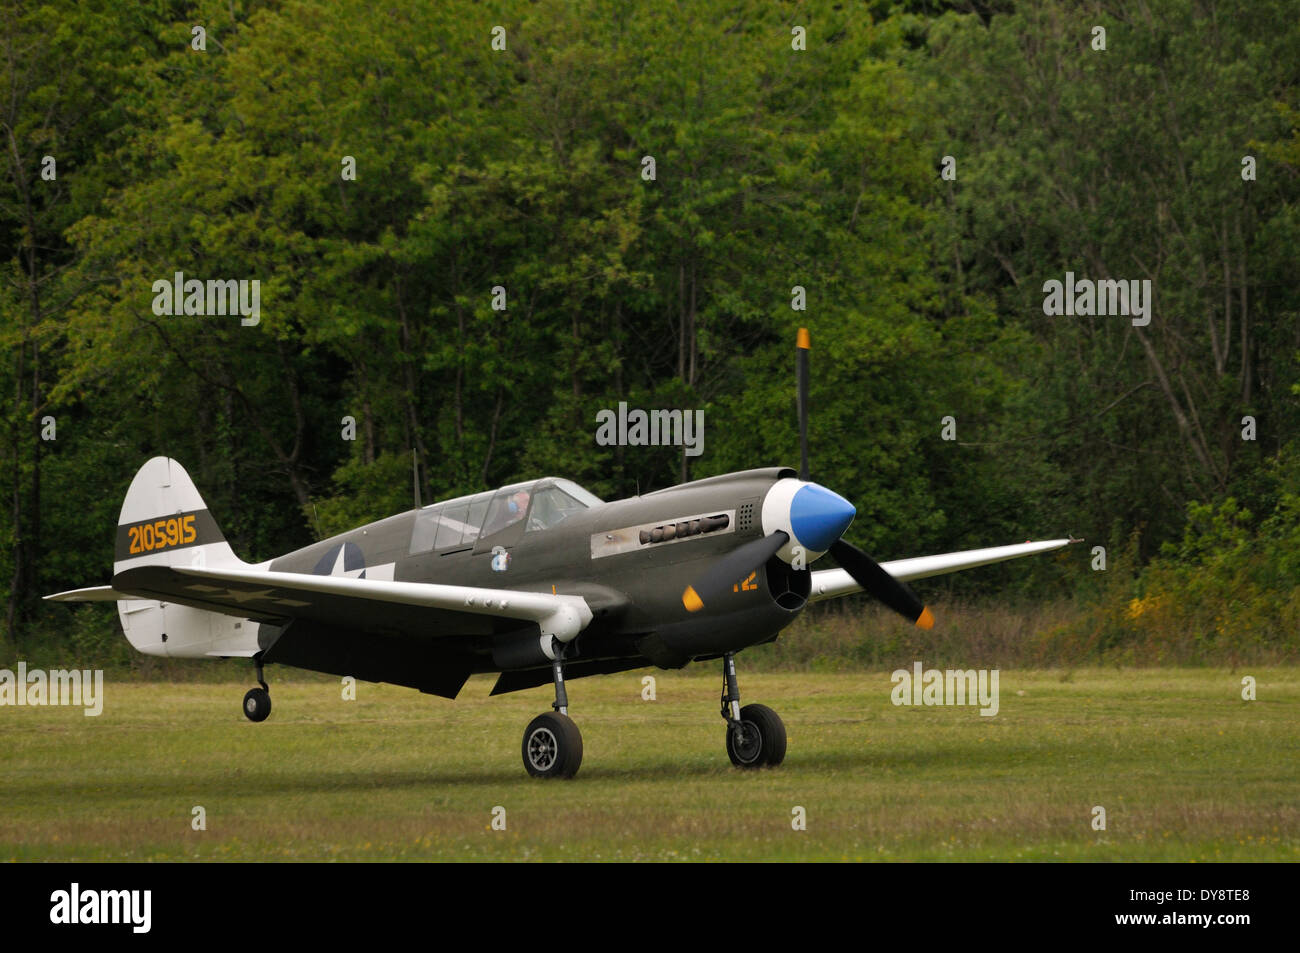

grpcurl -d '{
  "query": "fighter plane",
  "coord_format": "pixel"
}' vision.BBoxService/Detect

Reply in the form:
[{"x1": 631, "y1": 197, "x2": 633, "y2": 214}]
[{"x1": 47, "y1": 328, "x2": 1075, "y2": 778}]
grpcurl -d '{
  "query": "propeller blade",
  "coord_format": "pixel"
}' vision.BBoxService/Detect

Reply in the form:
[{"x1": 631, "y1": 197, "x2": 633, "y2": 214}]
[
  {"x1": 829, "y1": 538, "x2": 934, "y2": 629},
  {"x1": 797, "y1": 327, "x2": 810, "y2": 481},
  {"x1": 682, "y1": 531, "x2": 789, "y2": 612}
]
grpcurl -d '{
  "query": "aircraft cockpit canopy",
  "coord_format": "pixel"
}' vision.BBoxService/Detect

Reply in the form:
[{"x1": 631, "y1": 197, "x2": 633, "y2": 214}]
[{"x1": 409, "y1": 478, "x2": 602, "y2": 555}]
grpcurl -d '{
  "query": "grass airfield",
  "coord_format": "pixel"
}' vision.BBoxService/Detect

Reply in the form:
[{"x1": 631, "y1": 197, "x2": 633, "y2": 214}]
[{"x1": 1, "y1": 668, "x2": 1296, "y2": 861}]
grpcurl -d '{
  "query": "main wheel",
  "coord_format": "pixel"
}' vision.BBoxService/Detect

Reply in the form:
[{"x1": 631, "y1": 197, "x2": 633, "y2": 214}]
[
  {"x1": 242, "y1": 687, "x2": 272, "y2": 722},
  {"x1": 522, "y1": 712, "x2": 583, "y2": 779},
  {"x1": 726, "y1": 703, "x2": 786, "y2": 768}
]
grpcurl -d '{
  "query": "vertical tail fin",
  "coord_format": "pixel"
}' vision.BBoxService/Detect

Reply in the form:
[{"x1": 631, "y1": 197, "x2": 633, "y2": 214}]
[
  {"x1": 47, "y1": 458, "x2": 254, "y2": 658},
  {"x1": 111, "y1": 457, "x2": 247, "y2": 656},
  {"x1": 114, "y1": 457, "x2": 244, "y2": 574}
]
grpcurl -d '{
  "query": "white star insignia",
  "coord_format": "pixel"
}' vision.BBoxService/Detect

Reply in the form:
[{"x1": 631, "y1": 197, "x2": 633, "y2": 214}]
[{"x1": 329, "y1": 548, "x2": 367, "y2": 579}]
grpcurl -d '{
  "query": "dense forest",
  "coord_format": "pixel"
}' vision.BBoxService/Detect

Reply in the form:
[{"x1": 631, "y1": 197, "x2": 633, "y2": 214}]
[{"x1": 3, "y1": 0, "x2": 1298, "y2": 667}]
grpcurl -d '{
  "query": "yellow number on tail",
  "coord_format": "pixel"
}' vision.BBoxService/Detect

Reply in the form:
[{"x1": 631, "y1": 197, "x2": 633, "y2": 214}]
[{"x1": 126, "y1": 513, "x2": 198, "y2": 554}]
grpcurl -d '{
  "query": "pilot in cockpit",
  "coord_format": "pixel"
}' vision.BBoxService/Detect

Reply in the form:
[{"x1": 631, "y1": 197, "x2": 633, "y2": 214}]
[{"x1": 483, "y1": 488, "x2": 530, "y2": 537}]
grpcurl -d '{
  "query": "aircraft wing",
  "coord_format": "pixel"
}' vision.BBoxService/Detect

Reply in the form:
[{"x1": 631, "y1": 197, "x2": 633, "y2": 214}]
[
  {"x1": 106, "y1": 564, "x2": 594, "y2": 642},
  {"x1": 808, "y1": 538, "x2": 1075, "y2": 603}
]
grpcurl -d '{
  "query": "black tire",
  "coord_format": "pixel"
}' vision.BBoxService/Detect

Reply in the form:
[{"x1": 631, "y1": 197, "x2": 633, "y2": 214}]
[
  {"x1": 522, "y1": 712, "x2": 583, "y2": 779},
  {"x1": 726, "y1": 703, "x2": 786, "y2": 768},
  {"x1": 242, "y1": 687, "x2": 272, "y2": 722}
]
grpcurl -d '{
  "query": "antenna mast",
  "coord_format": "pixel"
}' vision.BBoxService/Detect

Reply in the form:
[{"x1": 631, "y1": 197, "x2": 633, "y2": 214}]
[{"x1": 412, "y1": 448, "x2": 422, "y2": 509}]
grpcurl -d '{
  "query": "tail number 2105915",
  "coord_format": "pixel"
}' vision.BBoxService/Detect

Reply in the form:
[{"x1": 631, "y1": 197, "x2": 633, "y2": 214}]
[{"x1": 127, "y1": 514, "x2": 197, "y2": 554}]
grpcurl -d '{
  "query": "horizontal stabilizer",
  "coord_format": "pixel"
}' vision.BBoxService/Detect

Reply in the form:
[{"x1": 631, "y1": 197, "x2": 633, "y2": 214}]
[{"x1": 44, "y1": 586, "x2": 133, "y2": 602}]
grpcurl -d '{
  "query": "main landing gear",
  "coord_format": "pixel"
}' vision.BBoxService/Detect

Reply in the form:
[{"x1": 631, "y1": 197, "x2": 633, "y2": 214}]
[
  {"x1": 522, "y1": 649, "x2": 583, "y2": 779},
  {"x1": 242, "y1": 656, "x2": 272, "y2": 723},
  {"x1": 721, "y1": 652, "x2": 786, "y2": 768}
]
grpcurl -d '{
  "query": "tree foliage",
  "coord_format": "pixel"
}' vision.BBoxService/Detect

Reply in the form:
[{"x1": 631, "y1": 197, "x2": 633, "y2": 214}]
[{"x1": 2, "y1": 0, "x2": 1297, "y2": 660}]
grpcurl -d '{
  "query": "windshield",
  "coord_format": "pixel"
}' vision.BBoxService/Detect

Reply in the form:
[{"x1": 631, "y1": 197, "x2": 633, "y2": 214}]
[{"x1": 525, "y1": 484, "x2": 591, "y2": 532}]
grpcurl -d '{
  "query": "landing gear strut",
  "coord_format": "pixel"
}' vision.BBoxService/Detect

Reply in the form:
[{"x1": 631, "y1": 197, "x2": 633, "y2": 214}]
[
  {"x1": 242, "y1": 656, "x2": 272, "y2": 723},
  {"x1": 521, "y1": 645, "x2": 583, "y2": 779},
  {"x1": 721, "y1": 652, "x2": 786, "y2": 768}
]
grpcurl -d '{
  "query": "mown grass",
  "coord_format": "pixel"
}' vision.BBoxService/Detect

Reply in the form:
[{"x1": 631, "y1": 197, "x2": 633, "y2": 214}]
[{"x1": 1, "y1": 668, "x2": 1296, "y2": 861}]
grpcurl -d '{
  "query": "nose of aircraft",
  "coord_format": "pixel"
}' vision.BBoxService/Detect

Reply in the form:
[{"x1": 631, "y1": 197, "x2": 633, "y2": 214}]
[{"x1": 789, "y1": 483, "x2": 856, "y2": 553}]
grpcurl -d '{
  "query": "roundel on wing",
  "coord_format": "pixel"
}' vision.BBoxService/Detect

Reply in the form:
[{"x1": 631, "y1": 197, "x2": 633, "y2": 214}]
[{"x1": 311, "y1": 540, "x2": 367, "y2": 577}]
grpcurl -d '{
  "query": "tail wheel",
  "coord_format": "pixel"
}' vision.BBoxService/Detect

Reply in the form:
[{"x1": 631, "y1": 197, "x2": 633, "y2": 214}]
[
  {"x1": 726, "y1": 703, "x2": 786, "y2": 768},
  {"x1": 242, "y1": 687, "x2": 271, "y2": 722},
  {"x1": 522, "y1": 712, "x2": 583, "y2": 779}
]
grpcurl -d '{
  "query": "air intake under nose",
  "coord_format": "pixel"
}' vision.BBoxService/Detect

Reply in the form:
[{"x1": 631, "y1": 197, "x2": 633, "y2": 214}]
[{"x1": 789, "y1": 484, "x2": 855, "y2": 553}]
